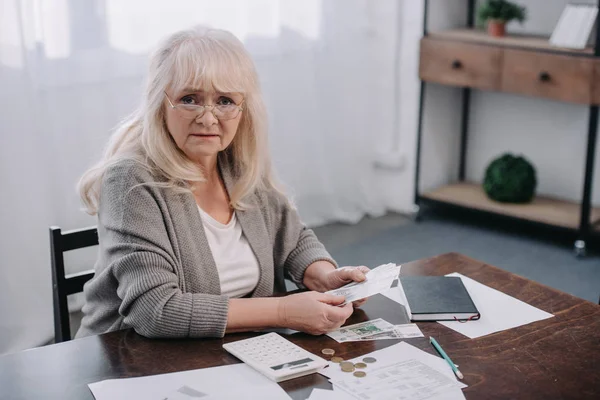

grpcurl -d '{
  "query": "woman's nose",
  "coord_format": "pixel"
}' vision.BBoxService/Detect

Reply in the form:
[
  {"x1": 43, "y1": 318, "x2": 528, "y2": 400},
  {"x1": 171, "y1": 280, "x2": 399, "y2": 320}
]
[{"x1": 196, "y1": 107, "x2": 218, "y2": 126}]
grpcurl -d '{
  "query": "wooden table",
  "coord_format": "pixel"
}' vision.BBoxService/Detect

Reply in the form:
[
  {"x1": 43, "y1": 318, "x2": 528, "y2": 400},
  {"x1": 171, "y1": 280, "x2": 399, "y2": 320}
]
[{"x1": 2, "y1": 253, "x2": 599, "y2": 399}]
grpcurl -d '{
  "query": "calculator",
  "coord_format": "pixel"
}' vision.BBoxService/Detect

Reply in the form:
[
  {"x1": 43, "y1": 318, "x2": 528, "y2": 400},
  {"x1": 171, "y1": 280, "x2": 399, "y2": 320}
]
[{"x1": 222, "y1": 333, "x2": 328, "y2": 382}]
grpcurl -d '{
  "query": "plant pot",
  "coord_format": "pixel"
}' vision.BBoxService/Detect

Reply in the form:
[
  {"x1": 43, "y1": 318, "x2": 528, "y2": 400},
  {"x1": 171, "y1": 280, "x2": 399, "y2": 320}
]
[{"x1": 487, "y1": 20, "x2": 506, "y2": 37}]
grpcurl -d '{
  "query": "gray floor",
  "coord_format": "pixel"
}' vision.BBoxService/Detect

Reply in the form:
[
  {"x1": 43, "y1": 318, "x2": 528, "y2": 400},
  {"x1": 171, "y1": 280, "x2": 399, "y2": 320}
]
[{"x1": 314, "y1": 212, "x2": 600, "y2": 304}]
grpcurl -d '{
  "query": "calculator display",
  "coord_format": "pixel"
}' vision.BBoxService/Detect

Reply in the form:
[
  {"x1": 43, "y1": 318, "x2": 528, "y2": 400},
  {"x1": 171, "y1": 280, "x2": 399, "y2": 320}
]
[{"x1": 270, "y1": 357, "x2": 314, "y2": 370}]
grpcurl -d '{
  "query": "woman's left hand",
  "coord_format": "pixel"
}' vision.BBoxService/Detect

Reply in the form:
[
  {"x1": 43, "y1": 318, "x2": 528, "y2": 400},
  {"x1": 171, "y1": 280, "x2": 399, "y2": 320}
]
[{"x1": 323, "y1": 266, "x2": 371, "y2": 308}]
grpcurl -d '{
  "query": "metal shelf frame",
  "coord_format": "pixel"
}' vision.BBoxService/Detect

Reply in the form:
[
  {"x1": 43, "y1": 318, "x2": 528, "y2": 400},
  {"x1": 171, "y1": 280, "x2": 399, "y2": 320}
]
[{"x1": 414, "y1": 0, "x2": 600, "y2": 255}]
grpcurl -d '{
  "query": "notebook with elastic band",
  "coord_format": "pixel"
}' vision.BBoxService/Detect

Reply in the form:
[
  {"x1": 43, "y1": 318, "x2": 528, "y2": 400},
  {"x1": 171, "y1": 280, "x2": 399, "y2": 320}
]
[{"x1": 399, "y1": 276, "x2": 480, "y2": 321}]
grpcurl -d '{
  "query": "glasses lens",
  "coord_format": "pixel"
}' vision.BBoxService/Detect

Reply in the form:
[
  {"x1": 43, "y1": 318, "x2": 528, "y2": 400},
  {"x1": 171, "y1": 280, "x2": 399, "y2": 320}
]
[
  {"x1": 177, "y1": 104, "x2": 203, "y2": 119},
  {"x1": 174, "y1": 104, "x2": 241, "y2": 120},
  {"x1": 214, "y1": 105, "x2": 241, "y2": 120}
]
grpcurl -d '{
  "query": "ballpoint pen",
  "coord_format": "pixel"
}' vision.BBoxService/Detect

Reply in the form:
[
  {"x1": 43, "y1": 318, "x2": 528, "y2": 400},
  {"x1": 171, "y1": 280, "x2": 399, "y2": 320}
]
[{"x1": 430, "y1": 336, "x2": 464, "y2": 380}]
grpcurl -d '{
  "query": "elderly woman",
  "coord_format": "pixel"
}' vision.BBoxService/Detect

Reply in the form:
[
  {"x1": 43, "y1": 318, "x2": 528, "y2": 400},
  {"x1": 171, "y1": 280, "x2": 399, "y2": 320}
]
[{"x1": 76, "y1": 27, "x2": 369, "y2": 339}]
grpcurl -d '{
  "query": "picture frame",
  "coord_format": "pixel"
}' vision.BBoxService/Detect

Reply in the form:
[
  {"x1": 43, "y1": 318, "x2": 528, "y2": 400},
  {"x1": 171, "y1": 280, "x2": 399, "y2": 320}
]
[{"x1": 549, "y1": 3, "x2": 598, "y2": 49}]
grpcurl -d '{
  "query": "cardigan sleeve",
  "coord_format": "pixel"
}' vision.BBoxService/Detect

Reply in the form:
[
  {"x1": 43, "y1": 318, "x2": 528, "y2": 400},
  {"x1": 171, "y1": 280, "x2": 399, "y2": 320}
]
[
  {"x1": 98, "y1": 161, "x2": 229, "y2": 338},
  {"x1": 264, "y1": 188, "x2": 338, "y2": 289}
]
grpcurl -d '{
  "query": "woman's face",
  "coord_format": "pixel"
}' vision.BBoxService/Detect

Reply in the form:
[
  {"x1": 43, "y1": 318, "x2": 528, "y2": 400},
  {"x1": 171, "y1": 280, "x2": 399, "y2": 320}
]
[{"x1": 164, "y1": 89, "x2": 244, "y2": 163}]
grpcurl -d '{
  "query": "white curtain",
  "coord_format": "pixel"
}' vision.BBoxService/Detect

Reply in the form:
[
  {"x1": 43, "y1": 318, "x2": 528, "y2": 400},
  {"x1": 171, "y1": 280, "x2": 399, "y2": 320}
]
[{"x1": 0, "y1": 0, "x2": 404, "y2": 354}]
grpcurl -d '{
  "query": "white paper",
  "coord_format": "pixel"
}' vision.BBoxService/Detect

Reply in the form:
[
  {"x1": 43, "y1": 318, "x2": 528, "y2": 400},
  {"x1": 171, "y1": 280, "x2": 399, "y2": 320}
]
[
  {"x1": 306, "y1": 387, "x2": 355, "y2": 400},
  {"x1": 438, "y1": 273, "x2": 554, "y2": 339},
  {"x1": 326, "y1": 263, "x2": 401, "y2": 305},
  {"x1": 162, "y1": 385, "x2": 208, "y2": 400},
  {"x1": 382, "y1": 273, "x2": 554, "y2": 339},
  {"x1": 381, "y1": 284, "x2": 406, "y2": 305},
  {"x1": 381, "y1": 283, "x2": 411, "y2": 318},
  {"x1": 88, "y1": 363, "x2": 291, "y2": 400},
  {"x1": 332, "y1": 359, "x2": 465, "y2": 400},
  {"x1": 320, "y1": 341, "x2": 466, "y2": 390}
]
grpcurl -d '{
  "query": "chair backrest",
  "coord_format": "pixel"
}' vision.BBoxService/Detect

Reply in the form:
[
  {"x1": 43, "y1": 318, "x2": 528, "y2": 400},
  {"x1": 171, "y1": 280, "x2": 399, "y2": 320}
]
[{"x1": 49, "y1": 226, "x2": 98, "y2": 343}]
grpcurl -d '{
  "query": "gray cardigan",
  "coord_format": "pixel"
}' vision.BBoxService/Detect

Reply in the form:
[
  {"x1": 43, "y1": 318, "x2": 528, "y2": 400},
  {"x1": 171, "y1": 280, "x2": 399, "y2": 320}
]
[{"x1": 76, "y1": 159, "x2": 336, "y2": 339}]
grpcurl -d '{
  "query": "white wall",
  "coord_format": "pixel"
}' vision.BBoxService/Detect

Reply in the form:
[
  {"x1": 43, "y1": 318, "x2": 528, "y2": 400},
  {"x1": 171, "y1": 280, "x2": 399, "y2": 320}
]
[
  {"x1": 0, "y1": 0, "x2": 406, "y2": 354},
  {"x1": 374, "y1": 0, "x2": 424, "y2": 213},
  {"x1": 415, "y1": 0, "x2": 600, "y2": 207}
]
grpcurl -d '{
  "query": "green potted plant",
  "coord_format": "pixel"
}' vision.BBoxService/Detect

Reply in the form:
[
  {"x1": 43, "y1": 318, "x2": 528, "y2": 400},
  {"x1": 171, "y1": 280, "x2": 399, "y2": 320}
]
[
  {"x1": 483, "y1": 153, "x2": 537, "y2": 203},
  {"x1": 477, "y1": 0, "x2": 527, "y2": 37}
]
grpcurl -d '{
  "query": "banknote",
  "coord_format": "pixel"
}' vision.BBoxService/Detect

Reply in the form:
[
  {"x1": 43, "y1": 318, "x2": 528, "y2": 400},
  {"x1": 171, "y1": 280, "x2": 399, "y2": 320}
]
[
  {"x1": 326, "y1": 318, "x2": 395, "y2": 343},
  {"x1": 326, "y1": 263, "x2": 401, "y2": 305},
  {"x1": 327, "y1": 320, "x2": 424, "y2": 343}
]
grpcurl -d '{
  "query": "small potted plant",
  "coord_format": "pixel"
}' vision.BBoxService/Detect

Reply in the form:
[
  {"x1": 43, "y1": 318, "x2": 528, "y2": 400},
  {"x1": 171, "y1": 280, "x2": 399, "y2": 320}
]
[{"x1": 477, "y1": 0, "x2": 527, "y2": 37}]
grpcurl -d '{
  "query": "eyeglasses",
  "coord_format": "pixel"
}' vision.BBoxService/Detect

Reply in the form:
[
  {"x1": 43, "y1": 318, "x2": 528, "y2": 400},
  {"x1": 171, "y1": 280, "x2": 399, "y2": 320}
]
[{"x1": 164, "y1": 91, "x2": 244, "y2": 121}]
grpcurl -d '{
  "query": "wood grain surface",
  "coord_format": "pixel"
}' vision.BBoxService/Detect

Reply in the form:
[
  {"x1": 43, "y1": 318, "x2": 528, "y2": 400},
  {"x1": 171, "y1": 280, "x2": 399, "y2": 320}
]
[{"x1": 1, "y1": 253, "x2": 598, "y2": 399}]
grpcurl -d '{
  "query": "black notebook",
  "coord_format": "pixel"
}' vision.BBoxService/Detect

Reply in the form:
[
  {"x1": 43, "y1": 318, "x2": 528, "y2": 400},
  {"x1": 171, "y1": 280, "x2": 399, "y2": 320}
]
[{"x1": 399, "y1": 276, "x2": 480, "y2": 321}]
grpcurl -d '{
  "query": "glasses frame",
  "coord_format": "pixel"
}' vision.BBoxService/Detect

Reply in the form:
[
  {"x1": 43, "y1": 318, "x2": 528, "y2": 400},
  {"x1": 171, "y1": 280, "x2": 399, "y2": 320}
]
[{"x1": 164, "y1": 91, "x2": 245, "y2": 121}]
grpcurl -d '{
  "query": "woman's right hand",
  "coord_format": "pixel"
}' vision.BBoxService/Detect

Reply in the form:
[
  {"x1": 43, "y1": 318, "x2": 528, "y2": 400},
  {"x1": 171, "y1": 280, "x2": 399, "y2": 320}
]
[{"x1": 277, "y1": 291, "x2": 354, "y2": 335}]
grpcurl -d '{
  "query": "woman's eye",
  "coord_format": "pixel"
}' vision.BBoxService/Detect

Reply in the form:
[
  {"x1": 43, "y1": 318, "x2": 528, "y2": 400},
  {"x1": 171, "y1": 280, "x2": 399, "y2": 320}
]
[
  {"x1": 217, "y1": 97, "x2": 235, "y2": 106},
  {"x1": 180, "y1": 95, "x2": 196, "y2": 105}
]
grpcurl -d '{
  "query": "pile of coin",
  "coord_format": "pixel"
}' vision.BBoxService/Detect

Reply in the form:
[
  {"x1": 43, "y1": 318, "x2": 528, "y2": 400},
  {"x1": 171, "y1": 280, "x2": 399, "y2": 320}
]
[
  {"x1": 339, "y1": 361, "x2": 355, "y2": 373},
  {"x1": 321, "y1": 348, "x2": 377, "y2": 378}
]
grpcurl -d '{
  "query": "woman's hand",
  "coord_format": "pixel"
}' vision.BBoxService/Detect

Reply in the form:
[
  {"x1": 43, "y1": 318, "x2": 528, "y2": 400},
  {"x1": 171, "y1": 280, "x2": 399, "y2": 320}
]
[
  {"x1": 323, "y1": 266, "x2": 370, "y2": 308},
  {"x1": 323, "y1": 266, "x2": 370, "y2": 290},
  {"x1": 302, "y1": 262, "x2": 370, "y2": 308},
  {"x1": 277, "y1": 292, "x2": 354, "y2": 335}
]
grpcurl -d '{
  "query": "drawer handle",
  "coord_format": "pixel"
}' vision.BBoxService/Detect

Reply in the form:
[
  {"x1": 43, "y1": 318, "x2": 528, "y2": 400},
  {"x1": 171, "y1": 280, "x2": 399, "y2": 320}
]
[
  {"x1": 538, "y1": 72, "x2": 551, "y2": 82},
  {"x1": 451, "y1": 60, "x2": 462, "y2": 69}
]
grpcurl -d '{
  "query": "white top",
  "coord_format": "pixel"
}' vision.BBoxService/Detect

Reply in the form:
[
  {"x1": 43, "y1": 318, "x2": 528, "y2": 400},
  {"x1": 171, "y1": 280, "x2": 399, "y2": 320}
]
[{"x1": 198, "y1": 206, "x2": 260, "y2": 298}]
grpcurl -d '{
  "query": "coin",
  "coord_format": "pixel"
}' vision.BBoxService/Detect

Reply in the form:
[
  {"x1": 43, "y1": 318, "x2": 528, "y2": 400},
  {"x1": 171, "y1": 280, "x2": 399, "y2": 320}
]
[
  {"x1": 341, "y1": 365, "x2": 356, "y2": 373},
  {"x1": 331, "y1": 357, "x2": 344, "y2": 363},
  {"x1": 321, "y1": 348, "x2": 335, "y2": 356},
  {"x1": 362, "y1": 357, "x2": 377, "y2": 363},
  {"x1": 353, "y1": 371, "x2": 367, "y2": 378},
  {"x1": 339, "y1": 361, "x2": 354, "y2": 369},
  {"x1": 354, "y1": 362, "x2": 367, "y2": 369}
]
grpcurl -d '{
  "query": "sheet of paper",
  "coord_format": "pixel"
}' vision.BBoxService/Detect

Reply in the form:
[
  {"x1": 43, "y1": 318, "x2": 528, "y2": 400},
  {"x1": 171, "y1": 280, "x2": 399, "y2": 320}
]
[
  {"x1": 320, "y1": 341, "x2": 466, "y2": 390},
  {"x1": 332, "y1": 359, "x2": 465, "y2": 400},
  {"x1": 255, "y1": 327, "x2": 299, "y2": 335},
  {"x1": 381, "y1": 282, "x2": 412, "y2": 318},
  {"x1": 88, "y1": 363, "x2": 290, "y2": 400},
  {"x1": 437, "y1": 273, "x2": 554, "y2": 339},
  {"x1": 326, "y1": 263, "x2": 401, "y2": 305},
  {"x1": 306, "y1": 387, "x2": 355, "y2": 400},
  {"x1": 327, "y1": 319, "x2": 424, "y2": 343},
  {"x1": 381, "y1": 284, "x2": 405, "y2": 305},
  {"x1": 382, "y1": 273, "x2": 554, "y2": 339}
]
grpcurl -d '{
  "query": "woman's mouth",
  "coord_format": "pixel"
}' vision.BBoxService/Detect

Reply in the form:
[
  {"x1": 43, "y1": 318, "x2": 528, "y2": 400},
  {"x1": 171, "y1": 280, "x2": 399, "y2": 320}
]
[{"x1": 191, "y1": 133, "x2": 219, "y2": 138}]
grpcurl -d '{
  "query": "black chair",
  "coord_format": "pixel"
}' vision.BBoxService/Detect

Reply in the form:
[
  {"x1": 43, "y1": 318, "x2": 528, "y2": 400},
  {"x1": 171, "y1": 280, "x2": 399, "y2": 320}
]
[{"x1": 49, "y1": 226, "x2": 97, "y2": 342}]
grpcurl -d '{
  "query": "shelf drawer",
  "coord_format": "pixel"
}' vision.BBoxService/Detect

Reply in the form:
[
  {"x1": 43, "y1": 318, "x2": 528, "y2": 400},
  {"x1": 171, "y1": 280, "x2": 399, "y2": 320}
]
[
  {"x1": 501, "y1": 49, "x2": 594, "y2": 104},
  {"x1": 419, "y1": 38, "x2": 502, "y2": 90}
]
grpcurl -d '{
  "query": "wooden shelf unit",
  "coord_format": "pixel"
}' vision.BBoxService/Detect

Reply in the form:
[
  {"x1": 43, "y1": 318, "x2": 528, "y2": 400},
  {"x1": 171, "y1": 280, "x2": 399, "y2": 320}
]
[
  {"x1": 421, "y1": 183, "x2": 600, "y2": 230},
  {"x1": 419, "y1": 31, "x2": 598, "y2": 105},
  {"x1": 428, "y1": 28, "x2": 594, "y2": 56},
  {"x1": 415, "y1": 1, "x2": 600, "y2": 254}
]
